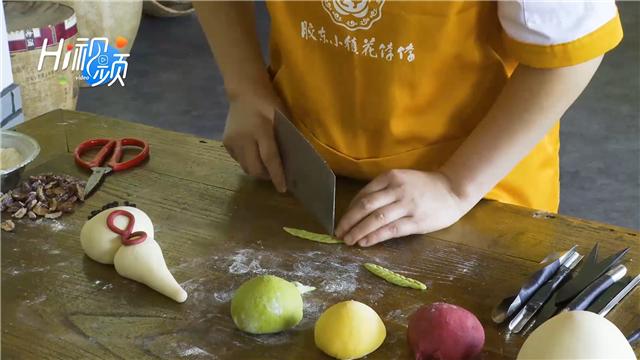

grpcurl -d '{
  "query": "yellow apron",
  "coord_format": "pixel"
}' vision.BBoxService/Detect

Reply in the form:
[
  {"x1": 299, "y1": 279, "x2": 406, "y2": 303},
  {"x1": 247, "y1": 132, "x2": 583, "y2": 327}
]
[{"x1": 265, "y1": 1, "x2": 617, "y2": 212}]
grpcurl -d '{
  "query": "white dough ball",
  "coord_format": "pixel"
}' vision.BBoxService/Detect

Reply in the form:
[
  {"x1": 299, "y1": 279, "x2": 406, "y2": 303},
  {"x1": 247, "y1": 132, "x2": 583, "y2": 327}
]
[
  {"x1": 80, "y1": 206, "x2": 154, "y2": 264},
  {"x1": 517, "y1": 310, "x2": 635, "y2": 359}
]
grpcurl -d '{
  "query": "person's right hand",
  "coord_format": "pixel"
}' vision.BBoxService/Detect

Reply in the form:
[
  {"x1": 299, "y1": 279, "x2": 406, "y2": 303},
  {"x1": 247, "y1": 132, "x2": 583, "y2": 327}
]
[{"x1": 223, "y1": 93, "x2": 287, "y2": 193}]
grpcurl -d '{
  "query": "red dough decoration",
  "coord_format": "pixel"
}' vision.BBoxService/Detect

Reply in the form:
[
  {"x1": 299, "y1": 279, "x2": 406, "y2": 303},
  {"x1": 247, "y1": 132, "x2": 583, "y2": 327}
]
[{"x1": 106, "y1": 209, "x2": 148, "y2": 246}]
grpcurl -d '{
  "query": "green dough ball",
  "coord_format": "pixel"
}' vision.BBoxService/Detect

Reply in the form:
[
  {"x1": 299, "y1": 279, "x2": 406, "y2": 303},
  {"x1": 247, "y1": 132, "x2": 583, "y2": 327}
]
[{"x1": 230, "y1": 275, "x2": 303, "y2": 334}]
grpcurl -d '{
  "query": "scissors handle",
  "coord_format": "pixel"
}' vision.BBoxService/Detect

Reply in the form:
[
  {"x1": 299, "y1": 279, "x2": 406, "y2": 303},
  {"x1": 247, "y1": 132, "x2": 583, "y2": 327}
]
[
  {"x1": 74, "y1": 138, "x2": 149, "y2": 171},
  {"x1": 74, "y1": 138, "x2": 114, "y2": 169},
  {"x1": 111, "y1": 138, "x2": 150, "y2": 171}
]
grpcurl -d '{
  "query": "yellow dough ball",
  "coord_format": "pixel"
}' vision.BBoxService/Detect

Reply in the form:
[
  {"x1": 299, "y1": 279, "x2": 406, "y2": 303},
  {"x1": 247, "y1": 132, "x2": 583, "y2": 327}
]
[
  {"x1": 314, "y1": 300, "x2": 386, "y2": 360},
  {"x1": 517, "y1": 311, "x2": 635, "y2": 359}
]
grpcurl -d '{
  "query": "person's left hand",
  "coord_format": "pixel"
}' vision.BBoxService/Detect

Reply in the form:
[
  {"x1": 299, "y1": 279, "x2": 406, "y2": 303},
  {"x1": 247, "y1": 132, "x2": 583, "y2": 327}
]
[{"x1": 335, "y1": 169, "x2": 476, "y2": 247}]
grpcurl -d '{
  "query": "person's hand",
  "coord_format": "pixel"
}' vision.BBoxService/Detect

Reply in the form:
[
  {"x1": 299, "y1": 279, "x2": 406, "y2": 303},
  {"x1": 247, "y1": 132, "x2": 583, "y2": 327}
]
[
  {"x1": 223, "y1": 93, "x2": 287, "y2": 192},
  {"x1": 335, "y1": 169, "x2": 476, "y2": 247}
]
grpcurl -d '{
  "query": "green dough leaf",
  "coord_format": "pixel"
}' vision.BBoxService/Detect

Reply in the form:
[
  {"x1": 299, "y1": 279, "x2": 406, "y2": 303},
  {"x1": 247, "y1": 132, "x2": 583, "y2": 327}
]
[
  {"x1": 363, "y1": 263, "x2": 427, "y2": 290},
  {"x1": 283, "y1": 227, "x2": 343, "y2": 244}
]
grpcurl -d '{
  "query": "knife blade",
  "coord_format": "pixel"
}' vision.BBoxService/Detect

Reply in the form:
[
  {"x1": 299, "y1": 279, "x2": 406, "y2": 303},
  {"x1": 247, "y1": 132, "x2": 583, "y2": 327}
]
[
  {"x1": 563, "y1": 264, "x2": 627, "y2": 312},
  {"x1": 508, "y1": 252, "x2": 582, "y2": 333},
  {"x1": 598, "y1": 273, "x2": 639, "y2": 317},
  {"x1": 84, "y1": 166, "x2": 112, "y2": 196},
  {"x1": 586, "y1": 277, "x2": 631, "y2": 314},
  {"x1": 274, "y1": 110, "x2": 336, "y2": 234},
  {"x1": 521, "y1": 291, "x2": 556, "y2": 336}
]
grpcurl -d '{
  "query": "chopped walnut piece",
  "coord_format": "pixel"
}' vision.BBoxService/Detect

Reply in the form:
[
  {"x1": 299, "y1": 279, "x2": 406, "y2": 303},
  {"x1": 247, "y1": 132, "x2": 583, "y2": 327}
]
[{"x1": 1, "y1": 220, "x2": 15, "y2": 232}]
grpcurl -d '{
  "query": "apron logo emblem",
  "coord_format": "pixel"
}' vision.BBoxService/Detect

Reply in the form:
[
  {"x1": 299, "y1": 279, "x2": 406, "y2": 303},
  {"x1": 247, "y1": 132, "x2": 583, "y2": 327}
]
[{"x1": 322, "y1": 0, "x2": 385, "y2": 31}]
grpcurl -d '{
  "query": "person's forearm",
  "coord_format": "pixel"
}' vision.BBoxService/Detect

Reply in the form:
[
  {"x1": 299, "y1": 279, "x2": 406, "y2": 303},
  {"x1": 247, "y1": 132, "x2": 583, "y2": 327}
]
[
  {"x1": 194, "y1": 1, "x2": 272, "y2": 100},
  {"x1": 440, "y1": 57, "x2": 603, "y2": 206}
]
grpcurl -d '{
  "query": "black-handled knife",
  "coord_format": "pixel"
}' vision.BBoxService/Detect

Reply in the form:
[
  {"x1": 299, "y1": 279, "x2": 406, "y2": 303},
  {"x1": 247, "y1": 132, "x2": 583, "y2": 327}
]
[{"x1": 563, "y1": 264, "x2": 627, "y2": 312}]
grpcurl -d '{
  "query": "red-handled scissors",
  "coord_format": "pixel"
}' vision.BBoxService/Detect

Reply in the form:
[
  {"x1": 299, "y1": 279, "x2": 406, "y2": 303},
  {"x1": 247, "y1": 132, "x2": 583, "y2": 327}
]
[{"x1": 74, "y1": 138, "x2": 149, "y2": 197}]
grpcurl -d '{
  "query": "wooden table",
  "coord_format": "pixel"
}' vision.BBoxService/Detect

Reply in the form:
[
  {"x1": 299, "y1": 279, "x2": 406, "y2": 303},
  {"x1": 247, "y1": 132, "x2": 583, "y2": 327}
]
[{"x1": 2, "y1": 110, "x2": 638, "y2": 359}]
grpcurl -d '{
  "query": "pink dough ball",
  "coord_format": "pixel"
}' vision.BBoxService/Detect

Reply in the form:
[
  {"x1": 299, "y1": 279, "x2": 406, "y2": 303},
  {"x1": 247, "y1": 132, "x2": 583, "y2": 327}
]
[{"x1": 407, "y1": 302, "x2": 485, "y2": 360}]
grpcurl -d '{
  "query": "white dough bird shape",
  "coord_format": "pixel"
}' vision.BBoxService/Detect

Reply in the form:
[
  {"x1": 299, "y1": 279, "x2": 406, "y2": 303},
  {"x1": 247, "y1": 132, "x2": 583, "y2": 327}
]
[{"x1": 80, "y1": 206, "x2": 188, "y2": 303}]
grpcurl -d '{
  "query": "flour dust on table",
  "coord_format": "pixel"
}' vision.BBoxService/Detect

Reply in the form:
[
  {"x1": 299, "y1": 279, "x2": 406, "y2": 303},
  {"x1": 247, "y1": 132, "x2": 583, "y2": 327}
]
[
  {"x1": 221, "y1": 247, "x2": 361, "y2": 299},
  {"x1": 227, "y1": 249, "x2": 266, "y2": 275}
]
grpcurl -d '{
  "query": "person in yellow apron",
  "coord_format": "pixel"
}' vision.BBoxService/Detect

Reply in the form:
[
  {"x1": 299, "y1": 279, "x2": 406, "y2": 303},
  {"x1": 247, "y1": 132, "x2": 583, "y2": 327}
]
[{"x1": 195, "y1": 1, "x2": 622, "y2": 247}]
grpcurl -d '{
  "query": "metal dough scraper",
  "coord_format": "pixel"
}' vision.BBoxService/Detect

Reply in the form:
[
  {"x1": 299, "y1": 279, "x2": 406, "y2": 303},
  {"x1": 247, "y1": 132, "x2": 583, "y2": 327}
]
[{"x1": 274, "y1": 110, "x2": 336, "y2": 235}]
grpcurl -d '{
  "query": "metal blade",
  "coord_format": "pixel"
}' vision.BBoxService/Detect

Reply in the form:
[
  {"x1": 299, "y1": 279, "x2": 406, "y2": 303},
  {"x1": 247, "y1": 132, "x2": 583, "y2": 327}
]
[
  {"x1": 523, "y1": 292, "x2": 559, "y2": 335},
  {"x1": 540, "y1": 246, "x2": 577, "y2": 264},
  {"x1": 587, "y1": 276, "x2": 631, "y2": 314},
  {"x1": 84, "y1": 167, "x2": 112, "y2": 196},
  {"x1": 598, "y1": 273, "x2": 640, "y2": 317},
  {"x1": 559, "y1": 246, "x2": 579, "y2": 265},
  {"x1": 274, "y1": 110, "x2": 336, "y2": 234},
  {"x1": 509, "y1": 305, "x2": 534, "y2": 333},
  {"x1": 585, "y1": 243, "x2": 600, "y2": 267}
]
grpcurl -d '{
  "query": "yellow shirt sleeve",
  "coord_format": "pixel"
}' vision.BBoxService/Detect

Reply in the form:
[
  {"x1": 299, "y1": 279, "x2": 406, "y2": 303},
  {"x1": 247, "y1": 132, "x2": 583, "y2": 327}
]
[{"x1": 498, "y1": 1, "x2": 623, "y2": 68}]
